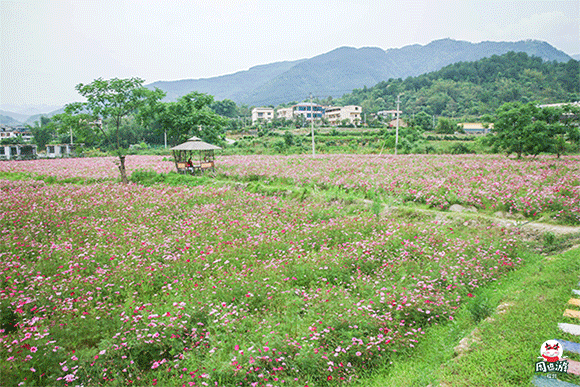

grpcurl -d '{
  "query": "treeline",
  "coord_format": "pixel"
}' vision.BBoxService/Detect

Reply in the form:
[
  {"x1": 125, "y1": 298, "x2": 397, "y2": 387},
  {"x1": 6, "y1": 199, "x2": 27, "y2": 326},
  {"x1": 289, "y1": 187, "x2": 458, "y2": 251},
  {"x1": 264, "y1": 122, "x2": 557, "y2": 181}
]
[{"x1": 332, "y1": 52, "x2": 579, "y2": 119}]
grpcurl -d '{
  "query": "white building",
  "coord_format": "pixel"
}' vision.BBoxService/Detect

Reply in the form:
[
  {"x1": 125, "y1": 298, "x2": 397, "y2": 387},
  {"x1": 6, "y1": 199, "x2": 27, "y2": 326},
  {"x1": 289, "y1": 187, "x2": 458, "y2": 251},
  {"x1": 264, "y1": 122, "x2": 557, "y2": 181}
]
[
  {"x1": 458, "y1": 123, "x2": 493, "y2": 135},
  {"x1": 46, "y1": 144, "x2": 83, "y2": 158},
  {"x1": 0, "y1": 144, "x2": 37, "y2": 160},
  {"x1": 0, "y1": 125, "x2": 33, "y2": 141},
  {"x1": 377, "y1": 110, "x2": 402, "y2": 120},
  {"x1": 293, "y1": 103, "x2": 324, "y2": 122},
  {"x1": 276, "y1": 107, "x2": 293, "y2": 120},
  {"x1": 251, "y1": 107, "x2": 275, "y2": 124},
  {"x1": 325, "y1": 105, "x2": 362, "y2": 125}
]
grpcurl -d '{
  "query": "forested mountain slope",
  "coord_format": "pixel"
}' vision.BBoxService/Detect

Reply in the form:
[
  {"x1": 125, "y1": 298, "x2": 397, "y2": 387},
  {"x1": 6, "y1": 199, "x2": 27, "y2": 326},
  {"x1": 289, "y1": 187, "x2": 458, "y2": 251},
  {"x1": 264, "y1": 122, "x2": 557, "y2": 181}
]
[{"x1": 334, "y1": 51, "x2": 579, "y2": 117}]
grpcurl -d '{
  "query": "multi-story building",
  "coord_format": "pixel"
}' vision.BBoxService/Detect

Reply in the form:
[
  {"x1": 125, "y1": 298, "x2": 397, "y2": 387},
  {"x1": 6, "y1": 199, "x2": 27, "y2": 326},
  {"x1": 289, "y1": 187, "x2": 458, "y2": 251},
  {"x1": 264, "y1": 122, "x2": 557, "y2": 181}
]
[
  {"x1": 276, "y1": 107, "x2": 293, "y2": 120},
  {"x1": 0, "y1": 125, "x2": 32, "y2": 141},
  {"x1": 251, "y1": 107, "x2": 275, "y2": 124},
  {"x1": 253, "y1": 103, "x2": 363, "y2": 125},
  {"x1": 325, "y1": 105, "x2": 362, "y2": 125},
  {"x1": 293, "y1": 103, "x2": 324, "y2": 122}
]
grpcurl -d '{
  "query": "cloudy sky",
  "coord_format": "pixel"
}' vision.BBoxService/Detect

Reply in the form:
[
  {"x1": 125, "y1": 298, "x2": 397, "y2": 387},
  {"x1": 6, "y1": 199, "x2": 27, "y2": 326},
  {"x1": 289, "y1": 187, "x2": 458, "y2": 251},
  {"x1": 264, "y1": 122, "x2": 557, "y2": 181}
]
[{"x1": 1, "y1": 0, "x2": 578, "y2": 112}]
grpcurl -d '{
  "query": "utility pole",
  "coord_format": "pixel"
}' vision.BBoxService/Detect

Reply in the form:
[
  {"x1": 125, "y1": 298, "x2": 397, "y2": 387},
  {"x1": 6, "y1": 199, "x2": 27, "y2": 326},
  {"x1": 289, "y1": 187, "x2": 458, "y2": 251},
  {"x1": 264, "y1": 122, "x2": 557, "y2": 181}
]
[
  {"x1": 310, "y1": 93, "x2": 315, "y2": 157},
  {"x1": 395, "y1": 94, "x2": 401, "y2": 155}
]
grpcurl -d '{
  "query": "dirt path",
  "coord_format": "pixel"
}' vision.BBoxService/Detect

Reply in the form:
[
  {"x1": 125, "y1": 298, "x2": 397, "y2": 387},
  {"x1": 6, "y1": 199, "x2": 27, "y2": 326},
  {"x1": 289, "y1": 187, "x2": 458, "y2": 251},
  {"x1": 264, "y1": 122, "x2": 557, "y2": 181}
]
[{"x1": 377, "y1": 202, "x2": 580, "y2": 237}]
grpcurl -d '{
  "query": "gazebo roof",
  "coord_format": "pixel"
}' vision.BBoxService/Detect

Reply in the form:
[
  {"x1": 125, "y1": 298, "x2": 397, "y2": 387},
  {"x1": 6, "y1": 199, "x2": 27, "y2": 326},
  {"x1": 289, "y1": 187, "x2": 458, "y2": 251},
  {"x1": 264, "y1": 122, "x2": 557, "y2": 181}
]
[{"x1": 170, "y1": 137, "x2": 222, "y2": 151}]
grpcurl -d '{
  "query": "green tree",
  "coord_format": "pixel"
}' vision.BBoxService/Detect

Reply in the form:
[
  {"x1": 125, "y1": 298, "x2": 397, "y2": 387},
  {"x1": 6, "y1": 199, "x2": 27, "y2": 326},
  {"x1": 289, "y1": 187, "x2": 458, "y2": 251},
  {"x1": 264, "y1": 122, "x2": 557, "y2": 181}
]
[
  {"x1": 211, "y1": 99, "x2": 239, "y2": 118},
  {"x1": 283, "y1": 131, "x2": 295, "y2": 147},
  {"x1": 0, "y1": 135, "x2": 24, "y2": 145},
  {"x1": 561, "y1": 104, "x2": 580, "y2": 146},
  {"x1": 27, "y1": 117, "x2": 56, "y2": 150},
  {"x1": 490, "y1": 102, "x2": 549, "y2": 158},
  {"x1": 53, "y1": 111, "x2": 99, "y2": 146},
  {"x1": 435, "y1": 117, "x2": 457, "y2": 134},
  {"x1": 156, "y1": 92, "x2": 226, "y2": 145},
  {"x1": 412, "y1": 111, "x2": 432, "y2": 131},
  {"x1": 62, "y1": 77, "x2": 165, "y2": 183}
]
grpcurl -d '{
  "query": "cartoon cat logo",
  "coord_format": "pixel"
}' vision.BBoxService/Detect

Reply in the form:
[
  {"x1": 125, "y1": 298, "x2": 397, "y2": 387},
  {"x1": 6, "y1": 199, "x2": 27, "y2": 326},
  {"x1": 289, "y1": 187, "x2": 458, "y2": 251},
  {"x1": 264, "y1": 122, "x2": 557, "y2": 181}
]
[{"x1": 540, "y1": 340, "x2": 563, "y2": 363}]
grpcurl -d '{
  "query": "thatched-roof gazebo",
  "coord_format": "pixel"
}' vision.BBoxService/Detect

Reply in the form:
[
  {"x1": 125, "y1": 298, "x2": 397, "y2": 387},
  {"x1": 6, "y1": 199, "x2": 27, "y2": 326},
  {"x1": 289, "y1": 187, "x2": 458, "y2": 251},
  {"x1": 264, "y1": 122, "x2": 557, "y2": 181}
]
[{"x1": 170, "y1": 136, "x2": 222, "y2": 174}]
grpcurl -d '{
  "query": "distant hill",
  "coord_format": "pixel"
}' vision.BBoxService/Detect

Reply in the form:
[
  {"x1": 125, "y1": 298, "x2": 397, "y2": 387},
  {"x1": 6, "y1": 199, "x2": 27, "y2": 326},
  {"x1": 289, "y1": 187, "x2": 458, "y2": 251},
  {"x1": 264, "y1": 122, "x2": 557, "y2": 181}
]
[
  {"x1": 334, "y1": 51, "x2": 579, "y2": 118},
  {"x1": 24, "y1": 107, "x2": 65, "y2": 125},
  {"x1": 0, "y1": 114, "x2": 22, "y2": 125},
  {"x1": 0, "y1": 110, "x2": 28, "y2": 124},
  {"x1": 148, "y1": 59, "x2": 305, "y2": 103},
  {"x1": 146, "y1": 39, "x2": 573, "y2": 106},
  {"x1": 0, "y1": 107, "x2": 65, "y2": 126}
]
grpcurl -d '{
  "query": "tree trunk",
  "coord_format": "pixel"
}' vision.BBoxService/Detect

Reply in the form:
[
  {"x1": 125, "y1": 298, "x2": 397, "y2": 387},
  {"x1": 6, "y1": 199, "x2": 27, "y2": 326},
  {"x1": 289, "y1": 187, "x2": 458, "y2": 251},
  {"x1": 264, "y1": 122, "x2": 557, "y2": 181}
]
[{"x1": 118, "y1": 155, "x2": 128, "y2": 184}]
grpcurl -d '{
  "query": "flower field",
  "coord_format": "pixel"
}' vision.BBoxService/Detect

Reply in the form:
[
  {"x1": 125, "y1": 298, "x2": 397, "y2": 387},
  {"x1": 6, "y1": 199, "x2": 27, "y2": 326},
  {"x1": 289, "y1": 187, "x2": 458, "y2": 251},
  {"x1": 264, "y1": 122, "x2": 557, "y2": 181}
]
[
  {"x1": 0, "y1": 154, "x2": 576, "y2": 386},
  {"x1": 1, "y1": 154, "x2": 578, "y2": 223},
  {"x1": 218, "y1": 154, "x2": 580, "y2": 224}
]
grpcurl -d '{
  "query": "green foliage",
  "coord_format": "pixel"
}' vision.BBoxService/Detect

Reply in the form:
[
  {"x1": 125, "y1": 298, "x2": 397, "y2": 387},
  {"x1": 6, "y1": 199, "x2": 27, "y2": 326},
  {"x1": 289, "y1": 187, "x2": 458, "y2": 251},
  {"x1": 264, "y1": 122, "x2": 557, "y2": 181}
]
[
  {"x1": 0, "y1": 135, "x2": 24, "y2": 145},
  {"x1": 465, "y1": 291, "x2": 494, "y2": 323},
  {"x1": 58, "y1": 77, "x2": 166, "y2": 183},
  {"x1": 435, "y1": 117, "x2": 458, "y2": 134},
  {"x1": 543, "y1": 231, "x2": 555, "y2": 247},
  {"x1": 64, "y1": 78, "x2": 165, "y2": 152},
  {"x1": 489, "y1": 101, "x2": 578, "y2": 158},
  {"x1": 335, "y1": 52, "x2": 578, "y2": 117},
  {"x1": 411, "y1": 111, "x2": 434, "y2": 131},
  {"x1": 27, "y1": 117, "x2": 56, "y2": 149},
  {"x1": 211, "y1": 99, "x2": 239, "y2": 118},
  {"x1": 283, "y1": 130, "x2": 295, "y2": 146},
  {"x1": 129, "y1": 169, "x2": 209, "y2": 187},
  {"x1": 450, "y1": 143, "x2": 473, "y2": 154},
  {"x1": 156, "y1": 92, "x2": 226, "y2": 145}
]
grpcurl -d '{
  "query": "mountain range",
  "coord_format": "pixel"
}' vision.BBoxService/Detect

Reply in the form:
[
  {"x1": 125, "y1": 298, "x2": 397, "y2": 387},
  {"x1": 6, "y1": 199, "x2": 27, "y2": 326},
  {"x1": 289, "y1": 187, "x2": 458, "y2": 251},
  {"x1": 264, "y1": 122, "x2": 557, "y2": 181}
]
[
  {"x1": 147, "y1": 38, "x2": 573, "y2": 107},
  {"x1": 2, "y1": 39, "x2": 573, "y2": 125}
]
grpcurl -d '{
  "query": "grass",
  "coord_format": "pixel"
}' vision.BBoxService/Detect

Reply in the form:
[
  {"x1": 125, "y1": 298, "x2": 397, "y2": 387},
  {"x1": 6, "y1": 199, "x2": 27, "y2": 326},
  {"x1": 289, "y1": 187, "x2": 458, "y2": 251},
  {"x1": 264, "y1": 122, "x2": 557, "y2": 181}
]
[{"x1": 355, "y1": 245, "x2": 580, "y2": 387}]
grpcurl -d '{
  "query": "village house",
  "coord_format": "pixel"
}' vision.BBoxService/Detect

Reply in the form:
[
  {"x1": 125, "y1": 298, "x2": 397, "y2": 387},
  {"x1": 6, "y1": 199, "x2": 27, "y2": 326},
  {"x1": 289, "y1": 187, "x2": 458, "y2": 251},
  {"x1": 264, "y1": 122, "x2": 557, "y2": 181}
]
[
  {"x1": 458, "y1": 123, "x2": 493, "y2": 134},
  {"x1": 253, "y1": 103, "x2": 363, "y2": 125},
  {"x1": 0, "y1": 144, "x2": 37, "y2": 160},
  {"x1": 0, "y1": 125, "x2": 33, "y2": 141},
  {"x1": 251, "y1": 107, "x2": 275, "y2": 124},
  {"x1": 388, "y1": 118, "x2": 408, "y2": 128},
  {"x1": 325, "y1": 105, "x2": 362, "y2": 126},
  {"x1": 45, "y1": 143, "x2": 83, "y2": 158},
  {"x1": 276, "y1": 107, "x2": 293, "y2": 120},
  {"x1": 292, "y1": 103, "x2": 324, "y2": 122}
]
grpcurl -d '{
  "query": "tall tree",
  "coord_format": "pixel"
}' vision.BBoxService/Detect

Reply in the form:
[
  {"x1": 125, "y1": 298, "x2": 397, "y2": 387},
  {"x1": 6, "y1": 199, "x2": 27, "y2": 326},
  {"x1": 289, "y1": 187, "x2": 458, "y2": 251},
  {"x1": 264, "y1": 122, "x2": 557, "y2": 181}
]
[
  {"x1": 490, "y1": 102, "x2": 550, "y2": 158},
  {"x1": 211, "y1": 99, "x2": 238, "y2": 118},
  {"x1": 63, "y1": 78, "x2": 165, "y2": 183},
  {"x1": 27, "y1": 117, "x2": 56, "y2": 150},
  {"x1": 157, "y1": 92, "x2": 226, "y2": 145},
  {"x1": 435, "y1": 117, "x2": 457, "y2": 134},
  {"x1": 411, "y1": 111, "x2": 433, "y2": 131}
]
